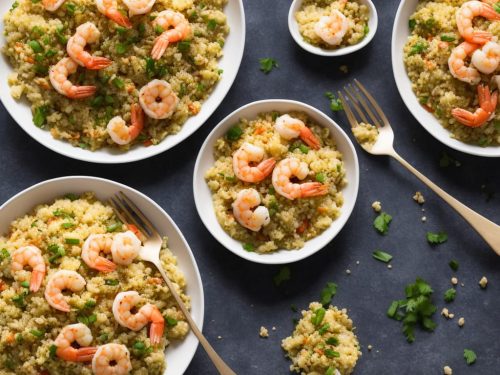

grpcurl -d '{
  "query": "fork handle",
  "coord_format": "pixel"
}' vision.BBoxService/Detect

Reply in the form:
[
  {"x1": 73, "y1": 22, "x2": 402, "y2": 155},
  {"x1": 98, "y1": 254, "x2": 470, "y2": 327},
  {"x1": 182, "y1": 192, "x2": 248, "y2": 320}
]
[
  {"x1": 153, "y1": 261, "x2": 237, "y2": 375},
  {"x1": 391, "y1": 152, "x2": 500, "y2": 255}
]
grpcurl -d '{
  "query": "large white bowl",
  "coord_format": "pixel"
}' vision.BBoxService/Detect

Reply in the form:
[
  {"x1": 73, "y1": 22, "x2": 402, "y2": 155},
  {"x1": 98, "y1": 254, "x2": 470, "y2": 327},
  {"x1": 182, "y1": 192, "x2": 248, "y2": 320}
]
[
  {"x1": 288, "y1": 0, "x2": 378, "y2": 57},
  {"x1": 0, "y1": 176, "x2": 204, "y2": 375},
  {"x1": 0, "y1": 1, "x2": 245, "y2": 163},
  {"x1": 392, "y1": 0, "x2": 500, "y2": 157},
  {"x1": 193, "y1": 100, "x2": 359, "y2": 265}
]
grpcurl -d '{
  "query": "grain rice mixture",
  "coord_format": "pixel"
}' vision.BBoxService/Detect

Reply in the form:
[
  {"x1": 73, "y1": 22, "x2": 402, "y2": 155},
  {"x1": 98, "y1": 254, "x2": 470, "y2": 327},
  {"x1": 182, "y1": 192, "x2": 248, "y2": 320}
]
[
  {"x1": 0, "y1": 193, "x2": 190, "y2": 374},
  {"x1": 3, "y1": 0, "x2": 228, "y2": 150},
  {"x1": 205, "y1": 111, "x2": 346, "y2": 253},
  {"x1": 295, "y1": 0, "x2": 370, "y2": 49},
  {"x1": 282, "y1": 302, "x2": 361, "y2": 375},
  {"x1": 404, "y1": 0, "x2": 500, "y2": 146}
]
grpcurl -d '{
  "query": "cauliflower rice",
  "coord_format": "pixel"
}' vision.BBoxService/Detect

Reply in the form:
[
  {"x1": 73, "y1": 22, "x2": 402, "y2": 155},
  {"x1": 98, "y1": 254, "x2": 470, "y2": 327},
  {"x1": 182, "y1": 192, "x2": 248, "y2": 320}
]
[
  {"x1": 0, "y1": 193, "x2": 190, "y2": 374},
  {"x1": 205, "y1": 111, "x2": 347, "y2": 253},
  {"x1": 282, "y1": 302, "x2": 361, "y2": 375},
  {"x1": 404, "y1": 0, "x2": 500, "y2": 146},
  {"x1": 3, "y1": 0, "x2": 228, "y2": 150},
  {"x1": 295, "y1": 0, "x2": 370, "y2": 50}
]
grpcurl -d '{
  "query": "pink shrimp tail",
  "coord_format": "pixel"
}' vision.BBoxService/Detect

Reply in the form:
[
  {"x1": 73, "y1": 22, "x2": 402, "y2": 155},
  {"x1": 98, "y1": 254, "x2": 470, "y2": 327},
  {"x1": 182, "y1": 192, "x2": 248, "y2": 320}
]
[
  {"x1": 300, "y1": 182, "x2": 329, "y2": 198},
  {"x1": 468, "y1": 30, "x2": 493, "y2": 45},
  {"x1": 57, "y1": 346, "x2": 97, "y2": 362},
  {"x1": 30, "y1": 270, "x2": 45, "y2": 293},
  {"x1": 129, "y1": 103, "x2": 145, "y2": 140},
  {"x1": 85, "y1": 57, "x2": 113, "y2": 70},
  {"x1": 149, "y1": 308, "x2": 165, "y2": 345},
  {"x1": 257, "y1": 158, "x2": 277, "y2": 178},
  {"x1": 299, "y1": 127, "x2": 321, "y2": 149},
  {"x1": 151, "y1": 36, "x2": 169, "y2": 60},
  {"x1": 94, "y1": 256, "x2": 117, "y2": 272},
  {"x1": 69, "y1": 86, "x2": 96, "y2": 99},
  {"x1": 107, "y1": 10, "x2": 132, "y2": 28},
  {"x1": 452, "y1": 85, "x2": 497, "y2": 128}
]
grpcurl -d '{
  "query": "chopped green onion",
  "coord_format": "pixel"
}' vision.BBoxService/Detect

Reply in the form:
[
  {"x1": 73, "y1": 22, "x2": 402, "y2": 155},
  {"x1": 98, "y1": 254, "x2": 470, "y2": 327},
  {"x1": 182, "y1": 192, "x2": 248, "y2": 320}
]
[
  {"x1": 311, "y1": 308, "x2": 325, "y2": 326},
  {"x1": 318, "y1": 323, "x2": 330, "y2": 335},
  {"x1": 64, "y1": 193, "x2": 79, "y2": 201},
  {"x1": 326, "y1": 337, "x2": 339, "y2": 346},
  {"x1": 315, "y1": 173, "x2": 325, "y2": 183},
  {"x1": 91, "y1": 96, "x2": 104, "y2": 107},
  {"x1": 15, "y1": 333, "x2": 23, "y2": 343},
  {"x1": 98, "y1": 333, "x2": 109, "y2": 342},
  {"x1": 115, "y1": 43, "x2": 127, "y2": 54},
  {"x1": 409, "y1": 19, "x2": 416, "y2": 30},
  {"x1": 449, "y1": 260, "x2": 459, "y2": 271},
  {"x1": 61, "y1": 222, "x2": 75, "y2": 229},
  {"x1": 299, "y1": 144, "x2": 309, "y2": 154},
  {"x1": 65, "y1": 238, "x2": 80, "y2": 245},
  {"x1": 30, "y1": 329, "x2": 44, "y2": 338},
  {"x1": 325, "y1": 92, "x2": 343, "y2": 112},
  {"x1": 33, "y1": 105, "x2": 49, "y2": 127},
  {"x1": 243, "y1": 243, "x2": 254, "y2": 252},
  {"x1": 84, "y1": 299, "x2": 96, "y2": 309},
  {"x1": 440, "y1": 34, "x2": 455, "y2": 42},
  {"x1": 28, "y1": 40, "x2": 43, "y2": 53},
  {"x1": 372, "y1": 250, "x2": 393, "y2": 263},
  {"x1": 112, "y1": 77, "x2": 125, "y2": 89},
  {"x1": 324, "y1": 349, "x2": 340, "y2": 358},
  {"x1": 207, "y1": 19, "x2": 217, "y2": 30},
  {"x1": 65, "y1": 2, "x2": 76, "y2": 15},
  {"x1": 55, "y1": 26, "x2": 68, "y2": 44},
  {"x1": 116, "y1": 26, "x2": 127, "y2": 34},
  {"x1": 106, "y1": 222, "x2": 122, "y2": 232},
  {"x1": 325, "y1": 368, "x2": 335, "y2": 375},
  {"x1": 154, "y1": 25, "x2": 164, "y2": 34},
  {"x1": 166, "y1": 317, "x2": 178, "y2": 326},
  {"x1": 49, "y1": 344, "x2": 57, "y2": 359},
  {"x1": 105, "y1": 279, "x2": 119, "y2": 286},
  {"x1": 178, "y1": 40, "x2": 191, "y2": 52},
  {"x1": 426, "y1": 231, "x2": 448, "y2": 244},
  {"x1": 20, "y1": 281, "x2": 30, "y2": 288},
  {"x1": 226, "y1": 125, "x2": 243, "y2": 141},
  {"x1": 409, "y1": 41, "x2": 428, "y2": 56}
]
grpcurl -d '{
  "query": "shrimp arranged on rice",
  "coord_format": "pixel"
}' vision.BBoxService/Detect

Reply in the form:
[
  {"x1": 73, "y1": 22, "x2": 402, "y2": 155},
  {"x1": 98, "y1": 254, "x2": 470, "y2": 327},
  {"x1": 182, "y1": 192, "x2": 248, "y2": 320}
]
[
  {"x1": 67, "y1": 22, "x2": 113, "y2": 70},
  {"x1": 54, "y1": 323, "x2": 97, "y2": 362},
  {"x1": 92, "y1": 343, "x2": 132, "y2": 375},
  {"x1": 49, "y1": 58, "x2": 97, "y2": 99},
  {"x1": 232, "y1": 188, "x2": 270, "y2": 232},
  {"x1": 44, "y1": 269, "x2": 86, "y2": 312},
  {"x1": 151, "y1": 10, "x2": 191, "y2": 60}
]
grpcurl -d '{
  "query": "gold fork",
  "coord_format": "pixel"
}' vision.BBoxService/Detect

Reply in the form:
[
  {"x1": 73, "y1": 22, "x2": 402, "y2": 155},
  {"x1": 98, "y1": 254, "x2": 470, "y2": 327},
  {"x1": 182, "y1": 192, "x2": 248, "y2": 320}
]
[
  {"x1": 339, "y1": 80, "x2": 500, "y2": 255},
  {"x1": 109, "y1": 192, "x2": 236, "y2": 375}
]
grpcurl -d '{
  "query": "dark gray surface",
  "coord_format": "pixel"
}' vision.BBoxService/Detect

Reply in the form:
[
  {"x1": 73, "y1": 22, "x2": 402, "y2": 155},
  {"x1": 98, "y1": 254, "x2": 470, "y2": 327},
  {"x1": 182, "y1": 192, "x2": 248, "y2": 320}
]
[{"x1": 0, "y1": 0, "x2": 499, "y2": 374}]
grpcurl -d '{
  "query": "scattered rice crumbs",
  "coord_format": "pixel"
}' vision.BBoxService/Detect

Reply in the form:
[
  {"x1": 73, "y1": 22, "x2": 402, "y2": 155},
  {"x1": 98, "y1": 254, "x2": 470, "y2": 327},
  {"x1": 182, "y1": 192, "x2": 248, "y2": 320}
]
[
  {"x1": 217, "y1": 336, "x2": 223, "y2": 340},
  {"x1": 451, "y1": 277, "x2": 458, "y2": 286},
  {"x1": 458, "y1": 317, "x2": 465, "y2": 327},
  {"x1": 259, "y1": 326, "x2": 269, "y2": 338},
  {"x1": 479, "y1": 276, "x2": 488, "y2": 289},
  {"x1": 346, "y1": 269, "x2": 351, "y2": 275},
  {"x1": 272, "y1": 326, "x2": 276, "y2": 331},
  {"x1": 387, "y1": 264, "x2": 392, "y2": 269},
  {"x1": 371, "y1": 201, "x2": 382, "y2": 212},
  {"x1": 367, "y1": 344, "x2": 373, "y2": 351},
  {"x1": 421, "y1": 216, "x2": 427, "y2": 222},
  {"x1": 413, "y1": 191, "x2": 425, "y2": 204},
  {"x1": 356, "y1": 260, "x2": 360, "y2": 265},
  {"x1": 444, "y1": 365, "x2": 453, "y2": 375},
  {"x1": 339, "y1": 65, "x2": 349, "y2": 74},
  {"x1": 441, "y1": 308, "x2": 454, "y2": 319}
]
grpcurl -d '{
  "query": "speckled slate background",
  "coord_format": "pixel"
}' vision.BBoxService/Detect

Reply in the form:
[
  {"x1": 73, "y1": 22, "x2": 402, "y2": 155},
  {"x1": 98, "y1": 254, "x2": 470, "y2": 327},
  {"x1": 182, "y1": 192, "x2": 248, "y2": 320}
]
[{"x1": 1, "y1": 0, "x2": 499, "y2": 374}]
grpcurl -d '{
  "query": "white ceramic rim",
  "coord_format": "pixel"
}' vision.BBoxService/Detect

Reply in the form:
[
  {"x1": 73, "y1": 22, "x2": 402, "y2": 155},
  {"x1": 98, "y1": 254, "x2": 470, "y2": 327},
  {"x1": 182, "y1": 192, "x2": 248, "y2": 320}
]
[
  {"x1": 391, "y1": 0, "x2": 500, "y2": 157},
  {"x1": 287, "y1": 0, "x2": 378, "y2": 57},
  {"x1": 193, "y1": 99, "x2": 360, "y2": 265},
  {"x1": 0, "y1": 176, "x2": 204, "y2": 375},
  {"x1": 0, "y1": 0, "x2": 246, "y2": 163}
]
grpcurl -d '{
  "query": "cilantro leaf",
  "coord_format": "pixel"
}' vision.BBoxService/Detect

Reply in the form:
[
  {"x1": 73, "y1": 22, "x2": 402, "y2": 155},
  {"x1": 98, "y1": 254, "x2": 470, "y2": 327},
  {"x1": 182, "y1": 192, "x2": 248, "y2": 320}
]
[
  {"x1": 449, "y1": 259, "x2": 459, "y2": 271},
  {"x1": 320, "y1": 282, "x2": 337, "y2": 307},
  {"x1": 273, "y1": 266, "x2": 291, "y2": 287},
  {"x1": 259, "y1": 58, "x2": 278, "y2": 74},
  {"x1": 427, "y1": 231, "x2": 448, "y2": 244},
  {"x1": 444, "y1": 288, "x2": 456, "y2": 303},
  {"x1": 464, "y1": 349, "x2": 477, "y2": 365},
  {"x1": 374, "y1": 212, "x2": 392, "y2": 235},
  {"x1": 325, "y1": 92, "x2": 343, "y2": 112}
]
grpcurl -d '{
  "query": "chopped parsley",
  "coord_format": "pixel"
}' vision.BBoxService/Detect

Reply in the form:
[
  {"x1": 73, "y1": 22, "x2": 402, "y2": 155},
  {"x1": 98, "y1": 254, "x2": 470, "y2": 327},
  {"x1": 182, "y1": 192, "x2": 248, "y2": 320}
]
[
  {"x1": 115, "y1": 43, "x2": 127, "y2": 54},
  {"x1": 320, "y1": 282, "x2": 337, "y2": 307},
  {"x1": 10, "y1": 1, "x2": 19, "y2": 12},
  {"x1": 259, "y1": 57, "x2": 278, "y2": 74},
  {"x1": 449, "y1": 260, "x2": 459, "y2": 272},
  {"x1": 77, "y1": 313, "x2": 97, "y2": 326},
  {"x1": 444, "y1": 288, "x2": 456, "y2": 303},
  {"x1": 226, "y1": 125, "x2": 243, "y2": 141},
  {"x1": 177, "y1": 40, "x2": 191, "y2": 52},
  {"x1": 207, "y1": 19, "x2": 217, "y2": 30},
  {"x1": 373, "y1": 212, "x2": 392, "y2": 235},
  {"x1": 243, "y1": 243, "x2": 255, "y2": 252},
  {"x1": 145, "y1": 57, "x2": 167, "y2": 79},
  {"x1": 65, "y1": 2, "x2": 76, "y2": 15},
  {"x1": 426, "y1": 231, "x2": 448, "y2": 244},
  {"x1": 98, "y1": 333, "x2": 109, "y2": 342},
  {"x1": 84, "y1": 299, "x2": 97, "y2": 309},
  {"x1": 464, "y1": 349, "x2": 477, "y2": 365},
  {"x1": 47, "y1": 244, "x2": 65, "y2": 264},
  {"x1": 273, "y1": 266, "x2": 291, "y2": 287},
  {"x1": 408, "y1": 19, "x2": 416, "y2": 31},
  {"x1": 12, "y1": 291, "x2": 28, "y2": 307},
  {"x1": 55, "y1": 26, "x2": 68, "y2": 44},
  {"x1": 49, "y1": 344, "x2": 57, "y2": 359},
  {"x1": 372, "y1": 250, "x2": 393, "y2": 263},
  {"x1": 325, "y1": 92, "x2": 343, "y2": 112},
  {"x1": 409, "y1": 41, "x2": 428, "y2": 56},
  {"x1": 387, "y1": 278, "x2": 437, "y2": 343}
]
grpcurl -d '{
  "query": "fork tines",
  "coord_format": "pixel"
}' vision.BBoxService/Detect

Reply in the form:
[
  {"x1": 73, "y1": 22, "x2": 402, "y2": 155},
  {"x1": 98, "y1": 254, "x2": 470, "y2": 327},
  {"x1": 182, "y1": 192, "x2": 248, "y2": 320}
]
[
  {"x1": 338, "y1": 79, "x2": 389, "y2": 129},
  {"x1": 108, "y1": 191, "x2": 157, "y2": 238}
]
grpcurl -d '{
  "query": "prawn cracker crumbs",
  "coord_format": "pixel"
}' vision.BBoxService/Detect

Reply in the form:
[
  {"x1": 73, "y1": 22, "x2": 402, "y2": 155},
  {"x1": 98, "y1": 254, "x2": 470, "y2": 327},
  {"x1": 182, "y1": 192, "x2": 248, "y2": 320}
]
[
  {"x1": 295, "y1": 0, "x2": 370, "y2": 50},
  {"x1": 204, "y1": 111, "x2": 347, "y2": 253},
  {"x1": 282, "y1": 302, "x2": 361, "y2": 375},
  {"x1": 0, "y1": 192, "x2": 190, "y2": 374}
]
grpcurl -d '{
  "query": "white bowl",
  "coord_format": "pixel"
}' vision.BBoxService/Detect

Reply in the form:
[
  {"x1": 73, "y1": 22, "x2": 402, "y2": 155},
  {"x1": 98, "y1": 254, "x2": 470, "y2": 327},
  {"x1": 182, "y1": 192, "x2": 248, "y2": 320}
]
[
  {"x1": 0, "y1": 176, "x2": 204, "y2": 375},
  {"x1": 193, "y1": 100, "x2": 359, "y2": 265},
  {"x1": 0, "y1": 1, "x2": 245, "y2": 163},
  {"x1": 392, "y1": 0, "x2": 500, "y2": 157},
  {"x1": 288, "y1": 0, "x2": 378, "y2": 57}
]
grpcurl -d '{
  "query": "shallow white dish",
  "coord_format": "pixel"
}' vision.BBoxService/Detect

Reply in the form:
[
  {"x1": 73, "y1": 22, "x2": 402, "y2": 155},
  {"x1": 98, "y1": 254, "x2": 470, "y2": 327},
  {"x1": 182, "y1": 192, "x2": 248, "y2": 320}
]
[
  {"x1": 193, "y1": 100, "x2": 359, "y2": 265},
  {"x1": 0, "y1": 176, "x2": 204, "y2": 375},
  {"x1": 0, "y1": 1, "x2": 245, "y2": 163},
  {"x1": 288, "y1": 0, "x2": 377, "y2": 57},
  {"x1": 392, "y1": 0, "x2": 500, "y2": 157}
]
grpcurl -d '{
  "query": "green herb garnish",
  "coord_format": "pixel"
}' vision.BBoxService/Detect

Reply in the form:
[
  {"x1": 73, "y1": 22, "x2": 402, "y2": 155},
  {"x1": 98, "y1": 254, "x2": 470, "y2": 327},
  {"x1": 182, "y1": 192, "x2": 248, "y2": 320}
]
[
  {"x1": 464, "y1": 349, "x2": 477, "y2": 365},
  {"x1": 409, "y1": 41, "x2": 428, "y2": 56},
  {"x1": 273, "y1": 266, "x2": 291, "y2": 287},
  {"x1": 315, "y1": 173, "x2": 326, "y2": 183},
  {"x1": 226, "y1": 125, "x2": 243, "y2": 141},
  {"x1": 259, "y1": 57, "x2": 278, "y2": 74},
  {"x1": 311, "y1": 307, "x2": 325, "y2": 326},
  {"x1": 30, "y1": 329, "x2": 44, "y2": 338},
  {"x1": 116, "y1": 43, "x2": 127, "y2": 54},
  {"x1": 374, "y1": 212, "x2": 392, "y2": 235},
  {"x1": 28, "y1": 40, "x2": 43, "y2": 53},
  {"x1": 409, "y1": 19, "x2": 416, "y2": 30},
  {"x1": 0, "y1": 248, "x2": 10, "y2": 260},
  {"x1": 444, "y1": 288, "x2": 456, "y2": 303},
  {"x1": 105, "y1": 279, "x2": 119, "y2": 286},
  {"x1": 65, "y1": 2, "x2": 76, "y2": 14},
  {"x1": 426, "y1": 231, "x2": 448, "y2": 244},
  {"x1": 325, "y1": 368, "x2": 335, "y2": 375},
  {"x1": 112, "y1": 77, "x2": 125, "y2": 89},
  {"x1": 178, "y1": 40, "x2": 191, "y2": 52},
  {"x1": 49, "y1": 344, "x2": 57, "y2": 359},
  {"x1": 64, "y1": 193, "x2": 79, "y2": 201},
  {"x1": 318, "y1": 323, "x2": 330, "y2": 335},
  {"x1": 440, "y1": 34, "x2": 455, "y2": 42},
  {"x1": 65, "y1": 238, "x2": 80, "y2": 245},
  {"x1": 372, "y1": 250, "x2": 393, "y2": 263},
  {"x1": 320, "y1": 282, "x2": 337, "y2": 307},
  {"x1": 325, "y1": 91, "x2": 343, "y2": 112},
  {"x1": 243, "y1": 243, "x2": 254, "y2": 252},
  {"x1": 494, "y1": 2, "x2": 500, "y2": 13},
  {"x1": 326, "y1": 337, "x2": 339, "y2": 346},
  {"x1": 166, "y1": 317, "x2": 178, "y2": 326},
  {"x1": 325, "y1": 349, "x2": 340, "y2": 358},
  {"x1": 84, "y1": 299, "x2": 97, "y2": 309},
  {"x1": 98, "y1": 333, "x2": 109, "y2": 342},
  {"x1": 449, "y1": 260, "x2": 459, "y2": 272},
  {"x1": 20, "y1": 281, "x2": 30, "y2": 288},
  {"x1": 33, "y1": 105, "x2": 49, "y2": 127},
  {"x1": 106, "y1": 222, "x2": 123, "y2": 232}
]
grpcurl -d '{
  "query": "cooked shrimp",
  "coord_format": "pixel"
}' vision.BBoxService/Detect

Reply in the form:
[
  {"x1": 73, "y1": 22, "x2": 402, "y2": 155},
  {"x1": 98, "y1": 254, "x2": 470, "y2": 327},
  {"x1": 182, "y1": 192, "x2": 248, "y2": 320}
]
[
  {"x1": 456, "y1": 1, "x2": 500, "y2": 45},
  {"x1": 92, "y1": 343, "x2": 132, "y2": 375},
  {"x1": 10, "y1": 246, "x2": 45, "y2": 293},
  {"x1": 232, "y1": 189, "x2": 270, "y2": 232},
  {"x1": 314, "y1": 10, "x2": 349, "y2": 46},
  {"x1": 275, "y1": 114, "x2": 321, "y2": 149},
  {"x1": 471, "y1": 41, "x2": 500, "y2": 74},
  {"x1": 139, "y1": 79, "x2": 179, "y2": 119},
  {"x1": 272, "y1": 157, "x2": 328, "y2": 200},
  {"x1": 49, "y1": 58, "x2": 97, "y2": 99},
  {"x1": 95, "y1": 0, "x2": 132, "y2": 28},
  {"x1": 232, "y1": 142, "x2": 276, "y2": 183},
  {"x1": 44, "y1": 270, "x2": 86, "y2": 312},
  {"x1": 107, "y1": 104, "x2": 144, "y2": 145},
  {"x1": 112, "y1": 291, "x2": 164, "y2": 345},
  {"x1": 448, "y1": 42, "x2": 481, "y2": 85},
  {"x1": 452, "y1": 84, "x2": 498, "y2": 127},
  {"x1": 42, "y1": 0, "x2": 66, "y2": 11},
  {"x1": 81, "y1": 234, "x2": 116, "y2": 272},
  {"x1": 151, "y1": 10, "x2": 191, "y2": 60},
  {"x1": 54, "y1": 323, "x2": 97, "y2": 362},
  {"x1": 123, "y1": 0, "x2": 155, "y2": 17},
  {"x1": 67, "y1": 22, "x2": 112, "y2": 70},
  {"x1": 111, "y1": 230, "x2": 141, "y2": 265}
]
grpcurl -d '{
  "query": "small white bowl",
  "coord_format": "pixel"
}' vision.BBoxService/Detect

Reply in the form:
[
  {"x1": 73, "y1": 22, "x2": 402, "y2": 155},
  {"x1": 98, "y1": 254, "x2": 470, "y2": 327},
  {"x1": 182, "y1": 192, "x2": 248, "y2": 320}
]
[
  {"x1": 0, "y1": 176, "x2": 204, "y2": 375},
  {"x1": 193, "y1": 100, "x2": 359, "y2": 265},
  {"x1": 288, "y1": 0, "x2": 378, "y2": 57},
  {"x1": 392, "y1": 0, "x2": 500, "y2": 157}
]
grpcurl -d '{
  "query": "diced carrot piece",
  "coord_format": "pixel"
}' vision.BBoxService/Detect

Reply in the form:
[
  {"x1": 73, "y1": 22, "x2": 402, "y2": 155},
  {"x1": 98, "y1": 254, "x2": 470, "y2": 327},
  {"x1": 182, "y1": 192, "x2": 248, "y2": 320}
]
[
  {"x1": 296, "y1": 219, "x2": 309, "y2": 234},
  {"x1": 143, "y1": 140, "x2": 153, "y2": 147},
  {"x1": 254, "y1": 126, "x2": 265, "y2": 135}
]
